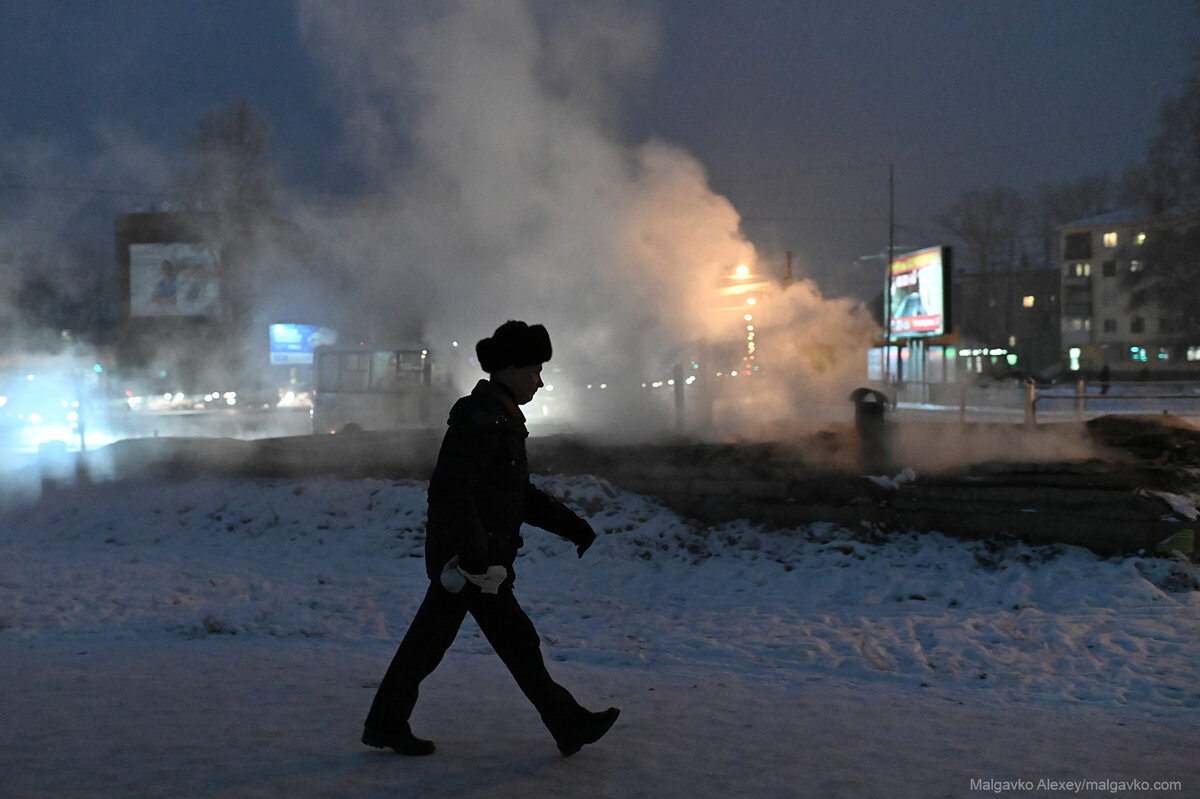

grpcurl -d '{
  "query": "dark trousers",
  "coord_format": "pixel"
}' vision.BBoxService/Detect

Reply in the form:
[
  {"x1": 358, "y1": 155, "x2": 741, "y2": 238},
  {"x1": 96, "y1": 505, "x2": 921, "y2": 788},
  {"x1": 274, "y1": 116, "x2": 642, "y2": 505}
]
[{"x1": 365, "y1": 581, "x2": 588, "y2": 738}]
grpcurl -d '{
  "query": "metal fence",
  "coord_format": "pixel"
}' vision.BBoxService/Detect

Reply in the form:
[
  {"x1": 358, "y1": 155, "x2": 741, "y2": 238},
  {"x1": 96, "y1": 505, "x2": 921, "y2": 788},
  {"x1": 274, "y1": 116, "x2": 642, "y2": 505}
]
[{"x1": 890, "y1": 379, "x2": 1200, "y2": 424}]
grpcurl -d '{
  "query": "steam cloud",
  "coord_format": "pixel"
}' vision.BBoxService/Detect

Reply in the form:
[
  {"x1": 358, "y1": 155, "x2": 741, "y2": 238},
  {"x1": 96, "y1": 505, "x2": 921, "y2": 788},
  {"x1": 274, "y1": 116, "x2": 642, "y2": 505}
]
[
  {"x1": 0, "y1": 1, "x2": 879, "y2": 444},
  {"x1": 292, "y1": 0, "x2": 877, "y2": 439}
]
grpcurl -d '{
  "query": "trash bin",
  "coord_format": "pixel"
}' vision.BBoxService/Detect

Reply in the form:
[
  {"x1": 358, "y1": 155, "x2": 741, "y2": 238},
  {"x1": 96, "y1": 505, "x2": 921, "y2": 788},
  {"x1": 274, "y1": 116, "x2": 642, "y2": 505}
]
[{"x1": 848, "y1": 387, "x2": 891, "y2": 471}]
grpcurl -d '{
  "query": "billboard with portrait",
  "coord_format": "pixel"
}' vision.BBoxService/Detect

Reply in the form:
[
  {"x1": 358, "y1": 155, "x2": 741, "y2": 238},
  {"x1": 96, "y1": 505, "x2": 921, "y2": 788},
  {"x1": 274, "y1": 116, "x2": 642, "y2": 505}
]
[
  {"x1": 888, "y1": 246, "x2": 951, "y2": 338},
  {"x1": 128, "y1": 242, "x2": 221, "y2": 318}
]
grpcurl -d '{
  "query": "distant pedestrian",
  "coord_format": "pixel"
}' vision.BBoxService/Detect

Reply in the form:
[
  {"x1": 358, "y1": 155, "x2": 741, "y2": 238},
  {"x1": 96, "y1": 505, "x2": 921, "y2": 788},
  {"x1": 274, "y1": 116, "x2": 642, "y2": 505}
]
[
  {"x1": 1099, "y1": 364, "x2": 1111, "y2": 395},
  {"x1": 362, "y1": 320, "x2": 619, "y2": 757}
]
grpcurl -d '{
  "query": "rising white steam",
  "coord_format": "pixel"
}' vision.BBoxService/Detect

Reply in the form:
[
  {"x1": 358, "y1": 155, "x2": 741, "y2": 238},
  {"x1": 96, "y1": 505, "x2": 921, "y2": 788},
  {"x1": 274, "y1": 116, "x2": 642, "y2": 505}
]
[{"x1": 290, "y1": 0, "x2": 877, "y2": 438}]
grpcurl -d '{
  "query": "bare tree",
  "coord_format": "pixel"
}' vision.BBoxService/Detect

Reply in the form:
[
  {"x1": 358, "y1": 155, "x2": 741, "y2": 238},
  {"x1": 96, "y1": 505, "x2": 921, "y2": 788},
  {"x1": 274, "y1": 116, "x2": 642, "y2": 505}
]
[
  {"x1": 182, "y1": 98, "x2": 275, "y2": 218},
  {"x1": 936, "y1": 187, "x2": 1029, "y2": 274},
  {"x1": 1035, "y1": 173, "x2": 1112, "y2": 265},
  {"x1": 1129, "y1": 77, "x2": 1200, "y2": 214},
  {"x1": 1116, "y1": 64, "x2": 1200, "y2": 350},
  {"x1": 174, "y1": 99, "x2": 277, "y2": 372},
  {"x1": 936, "y1": 188, "x2": 1031, "y2": 353}
]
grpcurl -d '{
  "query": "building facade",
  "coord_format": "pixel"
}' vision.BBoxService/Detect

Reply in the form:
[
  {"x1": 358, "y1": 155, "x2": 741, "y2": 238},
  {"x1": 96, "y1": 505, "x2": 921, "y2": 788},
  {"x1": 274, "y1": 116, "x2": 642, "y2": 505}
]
[
  {"x1": 952, "y1": 263, "x2": 1061, "y2": 379},
  {"x1": 1058, "y1": 207, "x2": 1195, "y2": 376}
]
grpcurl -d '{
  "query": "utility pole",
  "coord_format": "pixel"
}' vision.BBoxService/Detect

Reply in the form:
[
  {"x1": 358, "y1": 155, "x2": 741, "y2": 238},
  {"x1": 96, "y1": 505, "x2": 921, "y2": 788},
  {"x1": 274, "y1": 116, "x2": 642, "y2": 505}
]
[{"x1": 885, "y1": 163, "x2": 895, "y2": 383}]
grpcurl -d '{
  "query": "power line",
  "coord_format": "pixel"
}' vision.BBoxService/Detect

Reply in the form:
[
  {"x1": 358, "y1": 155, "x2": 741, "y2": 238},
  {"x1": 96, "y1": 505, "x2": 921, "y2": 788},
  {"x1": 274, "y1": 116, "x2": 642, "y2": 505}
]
[
  {"x1": 0, "y1": 177, "x2": 381, "y2": 208},
  {"x1": 739, "y1": 215, "x2": 935, "y2": 232},
  {"x1": 0, "y1": 179, "x2": 177, "y2": 199},
  {"x1": 709, "y1": 133, "x2": 1109, "y2": 185}
]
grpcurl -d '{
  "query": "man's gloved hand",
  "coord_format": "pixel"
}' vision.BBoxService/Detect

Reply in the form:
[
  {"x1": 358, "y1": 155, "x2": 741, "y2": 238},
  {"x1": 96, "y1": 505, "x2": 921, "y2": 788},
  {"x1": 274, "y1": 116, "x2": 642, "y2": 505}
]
[
  {"x1": 440, "y1": 556, "x2": 467, "y2": 593},
  {"x1": 458, "y1": 564, "x2": 508, "y2": 594},
  {"x1": 573, "y1": 519, "x2": 597, "y2": 558}
]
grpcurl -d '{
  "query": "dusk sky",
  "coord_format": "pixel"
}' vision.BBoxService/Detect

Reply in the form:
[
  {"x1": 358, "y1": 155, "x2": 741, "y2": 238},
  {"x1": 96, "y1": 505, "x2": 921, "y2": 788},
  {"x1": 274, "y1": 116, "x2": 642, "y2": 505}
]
[{"x1": 2, "y1": 0, "x2": 1198, "y2": 303}]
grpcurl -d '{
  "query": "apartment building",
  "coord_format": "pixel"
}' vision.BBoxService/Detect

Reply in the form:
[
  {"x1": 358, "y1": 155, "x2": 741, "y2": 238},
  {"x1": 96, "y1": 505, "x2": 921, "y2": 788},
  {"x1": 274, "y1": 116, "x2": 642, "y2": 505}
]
[
  {"x1": 1058, "y1": 206, "x2": 1195, "y2": 376},
  {"x1": 952, "y1": 264, "x2": 1061, "y2": 378}
]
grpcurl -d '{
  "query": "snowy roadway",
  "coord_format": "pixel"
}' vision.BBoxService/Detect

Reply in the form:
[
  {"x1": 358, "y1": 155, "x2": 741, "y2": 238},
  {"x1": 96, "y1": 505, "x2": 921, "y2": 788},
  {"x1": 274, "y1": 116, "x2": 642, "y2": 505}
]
[{"x1": 2, "y1": 473, "x2": 1198, "y2": 797}]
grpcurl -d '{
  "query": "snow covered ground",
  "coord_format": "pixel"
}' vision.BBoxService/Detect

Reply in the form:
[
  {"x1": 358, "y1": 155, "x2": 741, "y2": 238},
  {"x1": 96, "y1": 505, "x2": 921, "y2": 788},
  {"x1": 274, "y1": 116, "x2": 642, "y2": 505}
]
[{"x1": 3, "y1": 469, "x2": 1200, "y2": 797}]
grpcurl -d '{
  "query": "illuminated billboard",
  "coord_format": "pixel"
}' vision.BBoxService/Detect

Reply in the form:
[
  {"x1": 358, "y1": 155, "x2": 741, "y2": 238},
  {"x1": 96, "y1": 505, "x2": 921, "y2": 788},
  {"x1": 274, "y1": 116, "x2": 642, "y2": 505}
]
[
  {"x1": 128, "y1": 243, "x2": 221, "y2": 318},
  {"x1": 268, "y1": 324, "x2": 338, "y2": 365},
  {"x1": 888, "y1": 245, "x2": 951, "y2": 338}
]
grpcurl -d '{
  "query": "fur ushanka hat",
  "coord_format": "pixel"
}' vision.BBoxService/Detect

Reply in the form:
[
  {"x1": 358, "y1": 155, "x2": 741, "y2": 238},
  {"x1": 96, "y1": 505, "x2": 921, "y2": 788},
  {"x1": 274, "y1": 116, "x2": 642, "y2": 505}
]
[{"x1": 476, "y1": 320, "x2": 552, "y2": 373}]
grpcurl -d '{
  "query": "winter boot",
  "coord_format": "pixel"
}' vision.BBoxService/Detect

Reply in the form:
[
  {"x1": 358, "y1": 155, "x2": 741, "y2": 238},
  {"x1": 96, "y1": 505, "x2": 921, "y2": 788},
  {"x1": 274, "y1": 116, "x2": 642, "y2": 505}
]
[
  {"x1": 362, "y1": 723, "x2": 436, "y2": 756},
  {"x1": 555, "y1": 707, "x2": 620, "y2": 757}
]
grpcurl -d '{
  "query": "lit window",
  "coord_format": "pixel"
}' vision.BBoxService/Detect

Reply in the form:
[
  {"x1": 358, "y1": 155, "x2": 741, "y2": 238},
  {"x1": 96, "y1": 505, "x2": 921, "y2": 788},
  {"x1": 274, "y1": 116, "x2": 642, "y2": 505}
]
[
  {"x1": 1188, "y1": 346, "x2": 1200, "y2": 362},
  {"x1": 1103, "y1": 232, "x2": 1118, "y2": 248},
  {"x1": 1129, "y1": 260, "x2": 1143, "y2": 272},
  {"x1": 1072, "y1": 262, "x2": 1091, "y2": 277},
  {"x1": 1136, "y1": 232, "x2": 1147, "y2": 245},
  {"x1": 1022, "y1": 295, "x2": 1035, "y2": 308}
]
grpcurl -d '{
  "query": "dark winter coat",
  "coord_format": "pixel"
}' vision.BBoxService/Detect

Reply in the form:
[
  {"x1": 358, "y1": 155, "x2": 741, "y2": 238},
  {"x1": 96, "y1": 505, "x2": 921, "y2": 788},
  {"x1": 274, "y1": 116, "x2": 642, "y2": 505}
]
[{"x1": 424, "y1": 379, "x2": 590, "y2": 585}]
